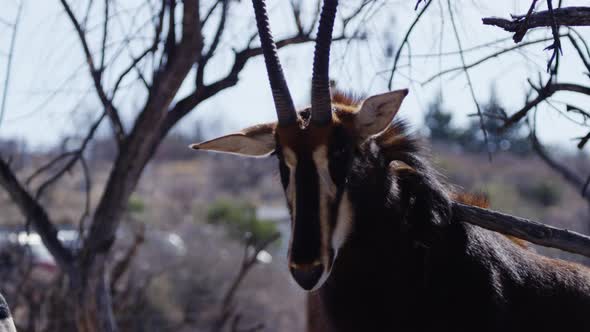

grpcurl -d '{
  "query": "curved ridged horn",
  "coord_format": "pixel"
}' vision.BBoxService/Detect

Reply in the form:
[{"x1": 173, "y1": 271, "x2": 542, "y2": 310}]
[
  {"x1": 251, "y1": 0, "x2": 297, "y2": 126},
  {"x1": 311, "y1": 0, "x2": 338, "y2": 126}
]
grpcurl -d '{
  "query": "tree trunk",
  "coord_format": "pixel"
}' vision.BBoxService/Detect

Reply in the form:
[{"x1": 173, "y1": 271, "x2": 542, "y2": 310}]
[{"x1": 72, "y1": 255, "x2": 117, "y2": 332}]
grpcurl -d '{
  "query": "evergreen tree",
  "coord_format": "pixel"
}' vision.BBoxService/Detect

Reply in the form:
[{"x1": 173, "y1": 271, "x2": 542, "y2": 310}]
[{"x1": 424, "y1": 93, "x2": 459, "y2": 143}]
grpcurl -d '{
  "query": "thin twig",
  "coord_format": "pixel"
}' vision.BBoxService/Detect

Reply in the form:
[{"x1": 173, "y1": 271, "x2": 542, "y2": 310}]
[
  {"x1": 422, "y1": 35, "x2": 566, "y2": 85},
  {"x1": 214, "y1": 232, "x2": 280, "y2": 332},
  {"x1": 25, "y1": 152, "x2": 76, "y2": 186},
  {"x1": 545, "y1": 0, "x2": 563, "y2": 71},
  {"x1": 387, "y1": 0, "x2": 433, "y2": 89},
  {"x1": 514, "y1": 0, "x2": 538, "y2": 43},
  {"x1": 502, "y1": 82, "x2": 590, "y2": 130},
  {"x1": 34, "y1": 112, "x2": 106, "y2": 200},
  {"x1": 100, "y1": 0, "x2": 110, "y2": 73},
  {"x1": 78, "y1": 156, "x2": 92, "y2": 235},
  {"x1": 197, "y1": 0, "x2": 230, "y2": 88},
  {"x1": 0, "y1": 158, "x2": 74, "y2": 269},
  {"x1": 0, "y1": 0, "x2": 23, "y2": 130},
  {"x1": 60, "y1": 0, "x2": 126, "y2": 143},
  {"x1": 446, "y1": 0, "x2": 490, "y2": 160},
  {"x1": 529, "y1": 129, "x2": 590, "y2": 202}
]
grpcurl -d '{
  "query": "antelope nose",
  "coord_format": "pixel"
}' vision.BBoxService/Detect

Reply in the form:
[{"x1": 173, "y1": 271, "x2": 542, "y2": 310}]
[{"x1": 289, "y1": 261, "x2": 324, "y2": 290}]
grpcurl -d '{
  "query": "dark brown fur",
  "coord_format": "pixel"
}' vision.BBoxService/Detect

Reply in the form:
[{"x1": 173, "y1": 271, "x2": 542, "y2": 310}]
[{"x1": 303, "y1": 96, "x2": 590, "y2": 332}]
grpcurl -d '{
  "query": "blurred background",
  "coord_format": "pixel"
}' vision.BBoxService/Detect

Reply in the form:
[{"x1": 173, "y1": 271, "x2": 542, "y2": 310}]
[{"x1": 0, "y1": 0, "x2": 589, "y2": 331}]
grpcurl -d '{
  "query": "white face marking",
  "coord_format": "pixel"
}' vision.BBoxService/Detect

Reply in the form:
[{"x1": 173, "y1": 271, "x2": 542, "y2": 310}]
[
  {"x1": 312, "y1": 146, "x2": 334, "y2": 280},
  {"x1": 283, "y1": 147, "x2": 297, "y2": 168},
  {"x1": 313, "y1": 146, "x2": 337, "y2": 199},
  {"x1": 332, "y1": 190, "x2": 354, "y2": 255},
  {"x1": 285, "y1": 144, "x2": 352, "y2": 291},
  {"x1": 284, "y1": 147, "x2": 298, "y2": 264},
  {"x1": 283, "y1": 147, "x2": 297, "y2": 209}
]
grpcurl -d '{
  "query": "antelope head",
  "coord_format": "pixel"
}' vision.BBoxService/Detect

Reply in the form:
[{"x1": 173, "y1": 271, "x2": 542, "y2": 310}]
[{"x1": 190, "y1": 0, "x2": 408, "y2": 291}]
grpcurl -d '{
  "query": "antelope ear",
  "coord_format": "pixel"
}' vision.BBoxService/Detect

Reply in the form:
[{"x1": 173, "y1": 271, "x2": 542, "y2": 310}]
[
  {"x1": 189, "y1": 123, "x2": 276, "y2": 157},
  {"x1": 355, "y1": 89, "x2": 408, "y2": 139}
]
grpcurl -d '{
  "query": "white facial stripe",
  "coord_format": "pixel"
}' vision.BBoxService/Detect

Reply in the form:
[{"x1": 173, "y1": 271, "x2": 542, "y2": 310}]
[
  {"x1": 332, "y1": 190, "x2": 354, "y2": 253},
  {"x1": 283, "y1": 147, "x2": 297, "y2": 168},
  {"x1": 285, "y1": 150, "x2": 297, "y2": 265},
  {"x1": 285, "y1": 154, "x2": 297, "y2": 262},
  {"x1": 283, "y1": 147, "x2": 297, "y2": 208},
  {"x1": 286, "y1": 167, "x2": 296, "y2": 208},
  {"x1": 313, "y1": 146, "x2": 336, "y2": 198},
  {"x1": 312, "y1": 146, "x2": 336, "y2": 273}
]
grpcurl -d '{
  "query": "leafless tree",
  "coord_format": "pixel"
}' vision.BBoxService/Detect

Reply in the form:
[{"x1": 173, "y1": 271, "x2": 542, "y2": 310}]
[
  {"x1": 0, "y1": 1, "x2": 364, "y2": 331},
  {"x1": 0, "y1": 0, "x2": 24, "y2": 131},
  {"x1": 1, "y1": 0, "x2": 589, "y2": 331},
  {"x1": 482, "y1": 2, "x2": 590, "y2": 222},
  {"x1": 389, "y1": 0, "x2": 590, "y2": 223}
]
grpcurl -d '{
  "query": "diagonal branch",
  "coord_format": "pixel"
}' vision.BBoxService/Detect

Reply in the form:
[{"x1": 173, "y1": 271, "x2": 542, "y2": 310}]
[
  {"x1": 530, "y1": 132, "x2": 590, "y2": 202},
  {"x1": 387, "y1": 0, "x2": 433, "y2": 89},
  {"x1": 166, "y1": 33, "x2": 349, "y2": 130},
  {"x1": 513, "y1": 0, "x2": 539, "y2": 43},
  {"x1": 33, "y1": 112, "x2": 106, "y2": 200},
  {"x1": 196, "y1": 0, "x2": 230, "y2": 88},
  {"x1": 483, "y1": 6, "x2": 590, "y2": 33},
  {"x1": 422, "y1": 35, "x2": 567, "y2": 85},
  {"x1": 501, "y1": 82, "x2": 590, "y2": 130},
  {"x1": 446, "y1": 0, "x2": 489, "y2": 159},
  {"x1": 100, "y1": 0, "x2": 110, "y2": 72},
  {"x1": 0, "y1": 158, "x2": 74, "y2": 270},
  {"x1": 453, "y1": 202, "x2": 590, "y2": 258},
  {"x1": 0, "y1": 0, "x2": 23, "y2": 130},
  {"x1": 112, "y1": 46, "x2": 154, "y2": 96}
]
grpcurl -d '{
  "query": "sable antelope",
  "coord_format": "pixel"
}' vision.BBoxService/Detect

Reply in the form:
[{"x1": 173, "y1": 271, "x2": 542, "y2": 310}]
[{"x1": 191, "y1": 0, "x2": 590, "y2": 331}]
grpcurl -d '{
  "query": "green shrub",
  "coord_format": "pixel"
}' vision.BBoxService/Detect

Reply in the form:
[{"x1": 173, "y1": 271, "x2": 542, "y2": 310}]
[
  {"x1": 206, "y1": 200, "x2": 280, "y2": 245},
  {"x1": 518, "y1": 181, "x2": 562, "y2": 207},
  {"x1": 128, "y1": 195, "x2": 145, "y2": 214}
]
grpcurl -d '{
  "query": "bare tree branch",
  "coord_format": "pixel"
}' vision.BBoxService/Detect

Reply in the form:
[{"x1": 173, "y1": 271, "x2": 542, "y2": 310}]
[
  {"x1": 0, "y1": 0, "x2": 23, "y2": 130},
  {"x1": 214, "y1": 232, "x2": 280, "y2": 332},
  {"x1": 446, "y1": 0, "x2": 489, "y2": 159},
  {"x1": 112, "y1": 46, "x2": 154, "y2": 95},
  {"x1": 422, "y1": 35, "x2": 566, "y2": 85},
  {"x1": 162, "y1": 0, "x2": 177, "y2": 69},
  {"x1": 33, "y1": 112, "x2": 106, "y2": 200},
  {"x1": 100, "y1": 0, "x2": 110, "y2": 72},
  {"x1": 78, "y1": 155, "x2": 92, "y2": 233},
  {"x1": 530, "y1": 132, "x2": 590, "y2": 202},
  {"x1": 110, "y1": 226, "x2": 145, "y2": 292},
  {"x1": 387, "y1": 0, "x2": 433, "y2": 89},
  {"x1": 0, "y1": 158, "x2": 74, "y2": 269},
  {"x1": 83, "y1": 0, "x2": 203, "y2": 262},
  {"x1": 166, "y1": 33, "x2": 349, "y2": 130},
  {"x1": 25, "y1": 151, "x2": 76, "y2": 186},
  {"x1": 59, "y1": 0, "x2": 126, "y2": 143},
  {"x1": 196, "y1": 0, "x2": 230, "y2": 88},
  {"x1": 483, "y1": 6, "x2": 590, "y2": 35},
  {"x1": 513, "y1": 0, "x2": 539, "y2": 43},
  {"x1": 567, "y1": 33, "x2": 590, "y2": 73},
  {"x1": 453, "y1": 202, "x2": 590, "y2": 258},
  {"x1": 502, "y1": 82, "x2": 590, "y2": 130}
]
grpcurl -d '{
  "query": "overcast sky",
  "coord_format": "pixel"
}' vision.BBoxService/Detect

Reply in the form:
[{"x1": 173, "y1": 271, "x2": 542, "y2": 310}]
[{"x1": 0, "y1": 0, "x2": 589, "y2": 151}]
